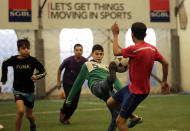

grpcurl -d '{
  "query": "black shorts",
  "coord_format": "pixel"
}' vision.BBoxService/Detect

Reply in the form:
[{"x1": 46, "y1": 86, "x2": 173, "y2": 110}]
[{"x1": 14, "y1": 94, "x2": 35, "y2": 109}]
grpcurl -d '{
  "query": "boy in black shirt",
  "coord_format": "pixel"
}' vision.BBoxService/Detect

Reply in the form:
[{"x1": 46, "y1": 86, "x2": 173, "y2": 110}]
[{"x1": 1, "y1": 38, "x2": 46, "y2": 131}]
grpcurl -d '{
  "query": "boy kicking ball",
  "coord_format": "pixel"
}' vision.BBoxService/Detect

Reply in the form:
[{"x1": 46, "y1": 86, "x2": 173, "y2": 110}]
[{"x1": 66, "y1": 44, "x2": 143, "y2": 131}]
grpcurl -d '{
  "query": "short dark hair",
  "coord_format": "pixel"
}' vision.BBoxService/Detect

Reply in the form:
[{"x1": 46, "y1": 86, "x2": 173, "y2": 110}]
[
  {"x1": 131, "y1": 22, "x2": 147, "y2": 40},
  {"x1": 92, "y1": 44, "x2": 104, "y2": 53},
  {"x1": 17, "y1": 38, "x2": 30, "y2": 50},
  {"x1": 74, "y1": 44, "x2": 83, "y2": 50}
]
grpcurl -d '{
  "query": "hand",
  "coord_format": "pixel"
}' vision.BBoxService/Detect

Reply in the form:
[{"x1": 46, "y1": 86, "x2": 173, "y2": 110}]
[
  {"x1": 2, "y1": 82, "x2": 6, "y2": 85},
  {"x1": 31, "y1": 75, "x2": 37, "y2": 82},
  {"x1": 0, "y1": 86, "x2": 2, "y2": 93},
  {"x1": 65, "y1": 100, "x2": 71, "y2": 107},
  {"x1": 111, "y1": 22, "x2": 119, "y2": 35},
  {"x1": 161, "y1": 81, "x2": 170, "y2": 94},
  {"x1": 57, "y1": 81, "x2": 61, "y2": 90}
]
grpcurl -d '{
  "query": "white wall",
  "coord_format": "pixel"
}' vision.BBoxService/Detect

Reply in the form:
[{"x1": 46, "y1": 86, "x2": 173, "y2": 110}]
[
  {"x1": 1, "y1": 27, "x2": 176, "y2": 96},
  {"x1": 178, "y1": 0, "x2": 190, "y2": 92},
  {"x1": 42, "y1": 29, "x2": 61, "y2": 95},
  {"x1": 37, "y1": 1, "x2": 190, "y2": 94}
]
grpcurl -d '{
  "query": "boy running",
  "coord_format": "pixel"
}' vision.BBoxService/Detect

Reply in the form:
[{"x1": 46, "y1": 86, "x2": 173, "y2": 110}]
[
  {"x1": 1, "y1": 38, "x2": 46, "y2": 131},
  {"x1": 57, "y1": 44, "x2": 88, "y2": 124}
]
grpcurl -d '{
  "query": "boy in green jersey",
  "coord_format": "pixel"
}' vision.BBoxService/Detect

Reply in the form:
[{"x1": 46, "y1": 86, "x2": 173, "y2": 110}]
[{"x1": 66, "y1": 44, "x2": 141, "y2": 131}]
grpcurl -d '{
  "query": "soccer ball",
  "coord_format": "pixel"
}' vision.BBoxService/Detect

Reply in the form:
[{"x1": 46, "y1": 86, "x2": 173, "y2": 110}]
[
  {"x1": 0, "y1": 124, "x2": 4, "y2": 130},
  {"x1": 113, "y1": 56, "x2": 129, "y2": 73}
]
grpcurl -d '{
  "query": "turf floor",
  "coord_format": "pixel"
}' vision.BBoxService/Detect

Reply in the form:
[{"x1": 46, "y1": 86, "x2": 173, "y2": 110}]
[{"x1": 0, "y1": 94, "x2": 190, "y2": 131}]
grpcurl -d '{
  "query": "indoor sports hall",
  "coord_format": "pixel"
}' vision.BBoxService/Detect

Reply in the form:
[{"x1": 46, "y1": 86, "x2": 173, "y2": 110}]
[{"x1": 0, "y1": 0, "x2": 190, "y2": 131}]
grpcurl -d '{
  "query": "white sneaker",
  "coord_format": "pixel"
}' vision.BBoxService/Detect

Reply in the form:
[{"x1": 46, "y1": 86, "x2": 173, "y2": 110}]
[{"x1": 127, "y1": 116, "x2": 143, "y2": 128}]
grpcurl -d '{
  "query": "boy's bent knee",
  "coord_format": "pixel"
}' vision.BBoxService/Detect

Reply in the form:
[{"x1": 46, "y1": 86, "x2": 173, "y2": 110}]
[
  {"x1": 17, "y1": 110, "x2": 24, "y2": 116},
  {"x1": 107, "y1": 97, "x2": 119, "y2": 107}
]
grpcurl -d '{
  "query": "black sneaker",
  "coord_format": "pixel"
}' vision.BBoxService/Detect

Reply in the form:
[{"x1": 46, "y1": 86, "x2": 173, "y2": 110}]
[
  {"x1": 108, "y1": 61, "x2": 117, "y2": 83},
  {"x1": 30, "y1": 125, "x2": 36, "y2": 131},
  {"x1": 59, "y1": 113, "x2": 66, "y2": 123}
]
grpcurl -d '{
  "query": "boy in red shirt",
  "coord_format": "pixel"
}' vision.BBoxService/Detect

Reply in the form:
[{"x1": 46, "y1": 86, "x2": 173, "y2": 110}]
[{"x1": 107, "y1": 22, "x2": 170, "y2": 131}]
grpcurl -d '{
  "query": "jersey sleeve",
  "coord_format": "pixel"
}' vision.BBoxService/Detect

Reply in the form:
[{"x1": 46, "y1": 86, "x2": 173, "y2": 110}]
[
  {"x1": 121, "y1": 46, "x2": 136, "y2": 58},
  {"x1": 33, "y1": 58, "x2": 46, "y2": 80},
  {"x1": 113, "y1": 77, "x2": 123, "y2": 91},
  {"x1": 1, "y1": 56, "x2": 14, "y2": 82},
  {"x1": 154, "y1": 48, "x2": 163, "y2": 61},
  {"x1": 59, "y1": 57, "x2": 70, "y2": 71},
  {"x1": 66, "y1": 63, "x2": 89, "y2": 104}
]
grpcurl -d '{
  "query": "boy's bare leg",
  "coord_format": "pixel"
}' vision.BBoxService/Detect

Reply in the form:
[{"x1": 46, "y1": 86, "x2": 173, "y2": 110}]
[
  {"x1": 107, "y1": 96, "x2": 121, "y2": 111},
  {"x1": 116, "y1": 115, "x2": 129, "y2": 131},
  {"x1": 26, "y1": 107, "x2": 36, "y2": 127},
  {"x1": 15, "y1": 100, "x2": 25, "y2": 131},
  {"x1": 107, "y1": 96, "x2": 142, "y2": 128}
]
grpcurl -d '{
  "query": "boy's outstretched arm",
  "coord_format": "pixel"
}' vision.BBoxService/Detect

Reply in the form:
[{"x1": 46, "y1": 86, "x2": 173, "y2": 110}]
[
  {"x1": 111, "y1": 22, "x2": 122, "y2": 56},
  {"x1": 158, "y1": 57, "x2": 170, "y2": 94},
  {"x1": 33, "y1": 58, "x2": 47, "y2": 80},
  {"x1": 56, "y1": 68, "x2": 61, "y2": 89},
  {"x1": 1, "y1": 57, "x2": 13, "y2": 85},
  {"x1": 66, "y1": 64, "x2": 88, "y2": 106},
  {"x1": 113, "y1": 77, "x2": 123, "y2": 91}
]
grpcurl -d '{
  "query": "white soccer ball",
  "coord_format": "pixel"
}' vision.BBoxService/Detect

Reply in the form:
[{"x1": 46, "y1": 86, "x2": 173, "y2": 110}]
[
  {"x1": 113, "y1": 56, "x2": 129, "y2": 73},
  {"x1": 0, "y1": 125, "x2": 4, "y2": 130}
]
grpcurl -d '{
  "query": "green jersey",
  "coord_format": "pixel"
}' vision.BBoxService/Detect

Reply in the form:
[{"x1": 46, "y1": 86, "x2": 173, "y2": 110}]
[{"x1": 66, "y1": 61, "x2": 123, "y2": 103}]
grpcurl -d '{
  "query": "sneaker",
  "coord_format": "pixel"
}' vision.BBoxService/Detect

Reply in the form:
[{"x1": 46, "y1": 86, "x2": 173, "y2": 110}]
[
  {"x1": 30, "y1": 125, "x2": 36, "y2": 131},
  {"x1": 127, "y1": 116, "x2": 143, "y2": 128},
  {"x1": 61, "y1": 119, "x2": 72, "y2": 125},
  {"x1": 108, "y1": 61, "x2": 117, "y2": 83},
  {"x1": 59, "y1": 113, "x2": 66, "y2": 123},
  {"x1": 60, "y1": 113, "x2": 72, "y2": 125}
]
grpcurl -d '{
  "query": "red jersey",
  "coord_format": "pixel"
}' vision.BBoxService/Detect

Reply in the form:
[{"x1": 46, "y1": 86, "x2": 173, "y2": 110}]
[{"x1": 121, "y1": 42, "x2": 163, "y2": 94}]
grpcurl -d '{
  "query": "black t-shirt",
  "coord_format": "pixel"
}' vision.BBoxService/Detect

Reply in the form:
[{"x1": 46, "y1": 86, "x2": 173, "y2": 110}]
[{"x1": 1, "y1": 55, "x2": 46, "y2": 93}]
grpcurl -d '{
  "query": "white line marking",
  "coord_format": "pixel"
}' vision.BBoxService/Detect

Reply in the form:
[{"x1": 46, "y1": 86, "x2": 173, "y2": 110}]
[
  {"x1": 0, "y1": 101, "x2": 145, "y2": 117},
  {"x1": 0, "y1": 108, "x2": 106, "y2": 118}
]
